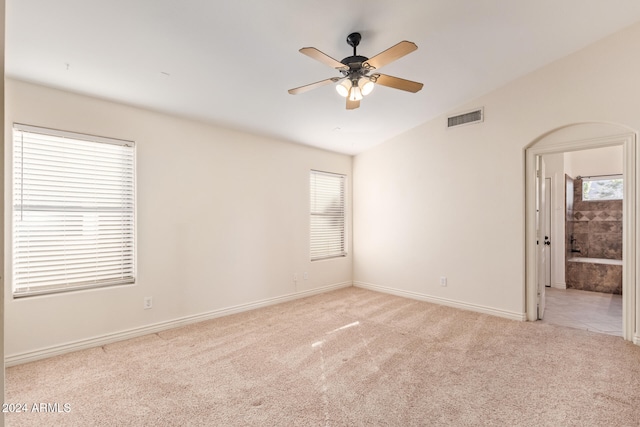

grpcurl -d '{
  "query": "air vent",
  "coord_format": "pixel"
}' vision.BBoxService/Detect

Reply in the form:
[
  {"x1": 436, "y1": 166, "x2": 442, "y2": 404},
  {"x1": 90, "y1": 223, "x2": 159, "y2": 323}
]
[{"x1": 447, "y1": 108, "x2": 484, "y2": 128}]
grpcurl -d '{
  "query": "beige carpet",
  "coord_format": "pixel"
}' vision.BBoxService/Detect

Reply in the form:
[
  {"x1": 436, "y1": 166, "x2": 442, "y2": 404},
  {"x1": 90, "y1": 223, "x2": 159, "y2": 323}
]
[{"x1": 6, "y1": 287, "x2": 640, "y2": 426}]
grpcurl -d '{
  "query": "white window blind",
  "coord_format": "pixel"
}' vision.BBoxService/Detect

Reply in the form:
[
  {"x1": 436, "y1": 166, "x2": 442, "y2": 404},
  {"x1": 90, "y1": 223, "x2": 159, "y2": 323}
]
[
  {"x1": 310, "y1": 170, "x2": 346, "y2": 261},
  {"x1": 13, "y1": 124, "x2": 135, "y2": 297}
]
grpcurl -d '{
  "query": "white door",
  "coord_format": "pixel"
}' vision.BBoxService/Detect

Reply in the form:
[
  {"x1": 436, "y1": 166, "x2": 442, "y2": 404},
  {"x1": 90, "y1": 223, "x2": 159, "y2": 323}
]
[
  {"x1": 536, "y1": 156, "x2": 547, "y2": 319},
  {"x1": 544, "y1": 177, "x2": 552, "y2": 289}
]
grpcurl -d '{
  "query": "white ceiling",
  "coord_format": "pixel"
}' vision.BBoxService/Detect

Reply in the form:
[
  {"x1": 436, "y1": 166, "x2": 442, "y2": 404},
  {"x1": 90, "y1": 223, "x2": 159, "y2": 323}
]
[{"x1": 7, "y1": 1, "x2": 640, "y2": 155}]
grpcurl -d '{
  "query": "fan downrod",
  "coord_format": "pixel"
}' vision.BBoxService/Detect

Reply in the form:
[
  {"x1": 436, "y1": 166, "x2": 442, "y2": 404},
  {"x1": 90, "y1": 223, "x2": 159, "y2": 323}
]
[
  {"x1": 346, "y1": 32, "x2": 362, "y2": 57},
  {"x1": 341, "y1": 32, "x2": 369, "y2": 72}
]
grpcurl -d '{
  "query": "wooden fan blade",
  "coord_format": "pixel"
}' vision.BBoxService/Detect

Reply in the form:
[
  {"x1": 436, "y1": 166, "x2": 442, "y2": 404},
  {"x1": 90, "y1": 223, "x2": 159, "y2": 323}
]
[
  {"x1": 362, "y1": 41, "x2": 418, "y2": 70},
  {"x1": 288, "y1": 77, "x2": 341, "y2": 95},
  {"x1": 300, "y1": 47, "x2": 349, "y2": 71},
  {"x1": 346, "y1": 98, "x2": 360, "y2": 110},
  {"x1": 372, "y1": 73, "x2": 423, "y2": 93}
]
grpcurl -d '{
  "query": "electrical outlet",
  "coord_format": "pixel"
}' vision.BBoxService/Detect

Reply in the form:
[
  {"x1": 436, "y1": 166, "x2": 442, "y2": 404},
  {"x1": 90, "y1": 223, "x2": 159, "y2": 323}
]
[
  {"x1": 144, "y1": 296, "x2": 153, "y2": 309},
  {"x1": 303, "y1": 272, "x2": 308, "y2": 280},
  {"x1": 440, "y1": 277, "x2": 447, "y2": 287}
]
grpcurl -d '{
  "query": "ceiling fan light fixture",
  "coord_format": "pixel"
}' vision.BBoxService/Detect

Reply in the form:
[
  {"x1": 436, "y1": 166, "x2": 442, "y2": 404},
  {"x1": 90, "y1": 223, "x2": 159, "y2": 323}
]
[
  {"x1": 336, "y1": 79, "x2": 352, "y2": 97},
  {"x1": 349, "y1": 86, "x2": 363, "y2": 101},
  {"x1": 359, "y1": 77, "x2": 375, "y2": 96},
  {"x1": 289, "y1": 33, "x2": 422, "y2": 110}
]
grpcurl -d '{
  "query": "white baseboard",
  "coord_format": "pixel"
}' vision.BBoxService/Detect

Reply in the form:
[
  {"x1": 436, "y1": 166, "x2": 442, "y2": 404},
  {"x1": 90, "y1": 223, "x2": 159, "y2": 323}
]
[
  {"x1": 634, "y1": 334, "x2": 640, "y2": 346},
  {"x1": 6, "y1": 281, "x2": 352, "y2": 367},
  {"x1": 353, "y1": 281, "x2": 526, "y2": 321},
  {"x1": 552, "y1": 282, "x2": 567, "y2": 289}
]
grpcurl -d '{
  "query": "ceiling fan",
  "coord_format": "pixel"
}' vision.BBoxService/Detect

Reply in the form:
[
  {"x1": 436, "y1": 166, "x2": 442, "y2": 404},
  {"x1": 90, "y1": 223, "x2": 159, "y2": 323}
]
[{"x1": 288, "y1": 32, "x2": 423, "y2": 110}]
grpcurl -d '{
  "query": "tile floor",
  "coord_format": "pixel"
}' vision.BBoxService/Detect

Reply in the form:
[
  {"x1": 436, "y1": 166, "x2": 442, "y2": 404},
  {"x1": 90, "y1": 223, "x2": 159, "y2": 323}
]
[{"x1": 540, "y1": 287, "x2": 623, "y2": 337}]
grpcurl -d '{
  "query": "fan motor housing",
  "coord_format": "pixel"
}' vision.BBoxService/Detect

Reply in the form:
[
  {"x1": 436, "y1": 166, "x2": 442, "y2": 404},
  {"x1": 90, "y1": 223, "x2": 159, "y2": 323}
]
[{"x1": 340, "y1": 55, "x2": 370, "y2": 73}]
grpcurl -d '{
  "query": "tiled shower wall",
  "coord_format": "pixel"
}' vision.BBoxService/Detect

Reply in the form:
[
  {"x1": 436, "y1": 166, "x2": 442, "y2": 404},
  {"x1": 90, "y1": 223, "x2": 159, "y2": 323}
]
[
  {"x1": 565, "y1": 175, "x2": 574, "y2": 260},
  {"x1": 565, "y1": 176, "x2": 623, "y2": 294},
  {"x1": 568, "y1": 177, "x2": 623, "y2": 259}
]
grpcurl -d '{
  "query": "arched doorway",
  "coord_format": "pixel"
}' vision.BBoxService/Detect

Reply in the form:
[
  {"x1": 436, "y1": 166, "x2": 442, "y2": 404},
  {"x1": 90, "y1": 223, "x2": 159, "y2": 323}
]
[{"x1": 525, "y1": 123, "x2": 638, "y2": 342}]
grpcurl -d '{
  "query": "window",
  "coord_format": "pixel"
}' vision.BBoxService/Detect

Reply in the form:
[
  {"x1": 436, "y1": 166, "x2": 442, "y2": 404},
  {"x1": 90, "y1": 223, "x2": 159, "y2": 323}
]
[
  {"x1": 12, "y1": 124, "x2": 135, "y2": 297},
  {"x1": 581, "y1": 175, "x2": 623, "y2": 201},
  {"x1": 310, "y1": 170, "x2": 346, "y2": 261}
]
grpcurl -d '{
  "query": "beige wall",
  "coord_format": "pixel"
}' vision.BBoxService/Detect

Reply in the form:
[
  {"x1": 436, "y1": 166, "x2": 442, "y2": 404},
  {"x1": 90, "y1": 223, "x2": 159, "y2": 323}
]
[
  {"x1": 353, "y1": 21, "x2": 640, "y2": 318},
  {"x1": 564, "y1": 145, "x2": 623, "y2": 179},
  {"x1": 4, "y1": 80, "x2": 352, "y2": 361}
]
